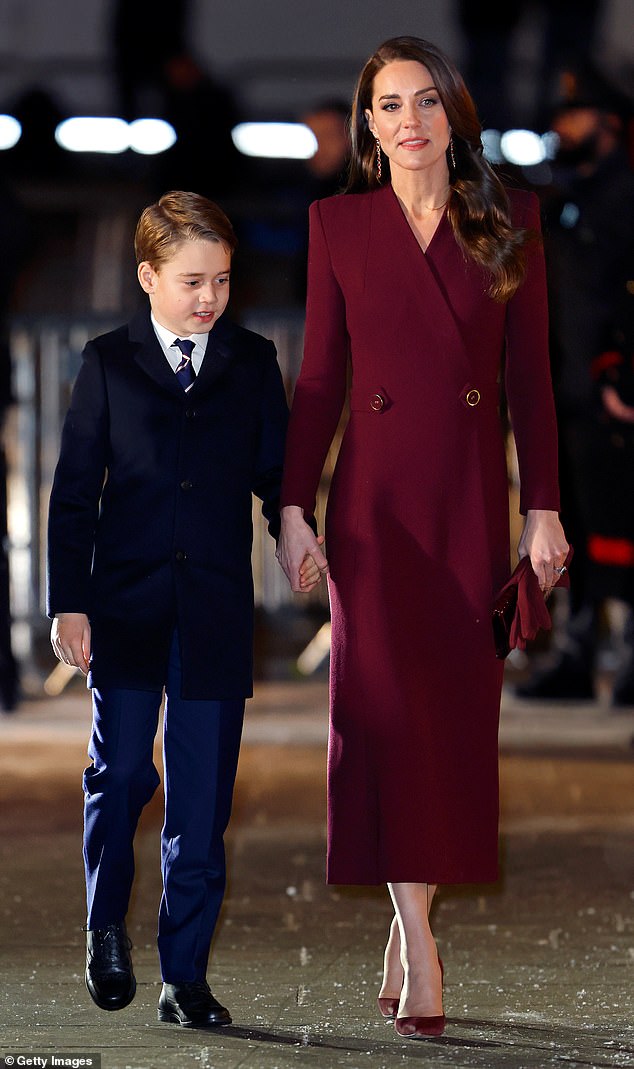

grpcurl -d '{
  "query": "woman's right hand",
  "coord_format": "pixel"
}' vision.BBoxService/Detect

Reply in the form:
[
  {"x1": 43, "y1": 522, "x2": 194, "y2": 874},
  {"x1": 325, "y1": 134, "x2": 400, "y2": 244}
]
[{"x1": 277, "y1": 505, "x2": 329, "y2": 593}]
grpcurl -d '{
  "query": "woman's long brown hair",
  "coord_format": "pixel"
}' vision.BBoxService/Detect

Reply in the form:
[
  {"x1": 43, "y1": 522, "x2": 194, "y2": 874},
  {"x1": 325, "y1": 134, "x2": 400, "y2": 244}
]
[{"x1": 346, "y1": 36, "x2": 532, "y2": 302}]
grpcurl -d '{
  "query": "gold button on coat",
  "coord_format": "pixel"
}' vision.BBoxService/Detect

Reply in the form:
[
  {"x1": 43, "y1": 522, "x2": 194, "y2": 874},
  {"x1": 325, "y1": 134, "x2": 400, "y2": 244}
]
[{"x1": 466, "y1": 389, "x2": 481, "y2": 407}]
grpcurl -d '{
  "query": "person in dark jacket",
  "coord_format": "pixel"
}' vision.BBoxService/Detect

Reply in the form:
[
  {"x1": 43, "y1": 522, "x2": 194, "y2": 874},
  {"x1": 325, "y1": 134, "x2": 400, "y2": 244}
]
[
  {"x1": 516, "y1": 65, "x2": 634, "y2": 706},
  {"x1": 47, "y1": 191, "x2": 317, "y2": 1027}
]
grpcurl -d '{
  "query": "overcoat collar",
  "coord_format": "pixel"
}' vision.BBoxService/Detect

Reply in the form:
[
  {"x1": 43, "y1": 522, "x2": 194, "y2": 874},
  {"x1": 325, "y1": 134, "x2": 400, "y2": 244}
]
[{"x1": 128, "y1": 307, "x2": 237, "y2": 398}]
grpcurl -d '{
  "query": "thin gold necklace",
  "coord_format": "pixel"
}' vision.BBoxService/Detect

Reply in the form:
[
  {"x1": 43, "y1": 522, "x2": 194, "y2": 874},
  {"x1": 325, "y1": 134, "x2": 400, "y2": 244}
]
[
  {"x1": 422, "y1": 189, "x2": 450, "y2": 211},
  {"x1": 414, "y1": 190, "x2": 450, "y2": 213}
]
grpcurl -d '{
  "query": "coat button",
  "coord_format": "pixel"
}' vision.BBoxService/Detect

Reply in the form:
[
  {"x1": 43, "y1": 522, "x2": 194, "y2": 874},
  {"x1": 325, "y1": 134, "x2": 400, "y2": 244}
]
[
  {"x1": 180, "y1": 479, "x2": 193, "y2": 490},
  {"x1": 185, "y1": 408, "x2": 196, "y2": 419},
  {"x1": 370, "y1": 393, "x2": 385, "y2": 412},
  {"x1": 466, "y1": 389, "x2": 481, "y2": 407},
  {"x1": 175, "y1": 550, "x2": 186, "y2": 561}
]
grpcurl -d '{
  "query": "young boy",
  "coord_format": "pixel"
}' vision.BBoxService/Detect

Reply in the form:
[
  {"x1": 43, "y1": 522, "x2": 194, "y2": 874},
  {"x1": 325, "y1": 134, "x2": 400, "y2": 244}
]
[{"x1": 48, "y1": 191, "x2": 319, "y2": 1027}]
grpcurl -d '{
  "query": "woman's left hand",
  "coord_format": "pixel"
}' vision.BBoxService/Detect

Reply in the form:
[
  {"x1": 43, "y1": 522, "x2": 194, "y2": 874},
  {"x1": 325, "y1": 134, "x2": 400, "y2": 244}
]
[{"x1": 517, "y1": 509, "x2": 569, "y2": 597}]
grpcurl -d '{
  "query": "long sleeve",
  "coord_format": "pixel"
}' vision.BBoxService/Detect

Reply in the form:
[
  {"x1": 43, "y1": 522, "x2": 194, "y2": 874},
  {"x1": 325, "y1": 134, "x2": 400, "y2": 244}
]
[
  {"x1": 504, "y1": 192, "x2": 561, "y2": 514},
  {"x1": 280, "y1": 199, "x2": 349, "y2": 518},
  {"x1": 252, "y1": 340, "x2": 289, "y2": 541},
  {"x1": 47, "y1": 342, "x2": 109, "y2": 615}
]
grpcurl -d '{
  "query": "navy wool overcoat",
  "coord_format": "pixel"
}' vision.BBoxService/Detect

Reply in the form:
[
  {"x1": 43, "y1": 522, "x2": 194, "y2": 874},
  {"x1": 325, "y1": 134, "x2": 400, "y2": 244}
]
[{"x1": 47, "y1": 308, "x2": 288, "y2": 699}]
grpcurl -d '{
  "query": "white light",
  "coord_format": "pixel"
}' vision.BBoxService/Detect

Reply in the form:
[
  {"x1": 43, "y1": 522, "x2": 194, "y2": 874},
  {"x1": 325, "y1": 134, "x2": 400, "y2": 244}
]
[
  {"x1": 500, "y1": 129, "x2": 546, "y2": 166},
  {"x1": 0, "y1": 114, "x2": 22, "y2": 150},
  {"x1": 231, "y1": 122, "x2": 318, "y2": 159},
  {"x1": 481, "y1": 128, "x2": 503, "y2": 164},
  {"x1": 55, "y1": 117, "x2": 130, "y2": 154},
  {"x1": 129, "y1": 118, "x2": 176, "y2": 155}
]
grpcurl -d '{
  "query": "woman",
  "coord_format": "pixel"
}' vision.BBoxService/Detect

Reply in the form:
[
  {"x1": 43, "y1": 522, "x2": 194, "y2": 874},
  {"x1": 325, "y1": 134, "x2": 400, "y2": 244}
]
[{"x1": 277, "y1": 36, "x2": 568, "y2": 1039}]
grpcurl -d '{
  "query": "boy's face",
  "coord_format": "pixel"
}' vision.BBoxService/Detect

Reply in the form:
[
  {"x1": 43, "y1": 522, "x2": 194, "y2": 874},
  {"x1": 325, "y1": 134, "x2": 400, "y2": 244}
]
[{"x1": 137, "y1": 238, "x2": 231, "y2": 336}]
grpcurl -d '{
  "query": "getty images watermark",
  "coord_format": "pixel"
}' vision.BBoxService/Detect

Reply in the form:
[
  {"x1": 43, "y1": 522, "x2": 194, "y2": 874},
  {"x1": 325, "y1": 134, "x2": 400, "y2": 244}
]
[{"x1": 2, "y1": 1057, "x2": 101, "y2": 1068}]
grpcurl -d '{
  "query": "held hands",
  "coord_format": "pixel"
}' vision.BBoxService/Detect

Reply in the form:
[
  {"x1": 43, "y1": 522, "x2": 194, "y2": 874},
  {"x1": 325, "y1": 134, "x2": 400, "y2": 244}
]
[
  {"x1": 517, "y1": 509, "x2": 569, "y2": 598},
  {"x1": 277, "y1": 505, "x2": 329, "y2": 593},
  {"x1": 50, "y1": 612, "x2": 91, "y2": 675},
  {"x1": 299, "y1": 541, "x2": 327, "y2": 591}
]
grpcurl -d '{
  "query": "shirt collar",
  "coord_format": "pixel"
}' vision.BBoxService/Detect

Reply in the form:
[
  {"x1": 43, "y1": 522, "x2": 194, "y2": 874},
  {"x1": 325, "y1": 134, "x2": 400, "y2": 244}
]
[{"x1": 150, "y1": 313, "x2": 209, "y2": 373}]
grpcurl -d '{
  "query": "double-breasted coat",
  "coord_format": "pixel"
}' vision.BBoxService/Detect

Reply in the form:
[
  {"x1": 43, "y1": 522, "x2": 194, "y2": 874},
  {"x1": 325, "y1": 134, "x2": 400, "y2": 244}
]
[
  {"x1": 281, "y1": 184, "x2": 560, "y2": 885},
  {"x1": 47, "y1": 308, "x2": 288, "y2": 700}
]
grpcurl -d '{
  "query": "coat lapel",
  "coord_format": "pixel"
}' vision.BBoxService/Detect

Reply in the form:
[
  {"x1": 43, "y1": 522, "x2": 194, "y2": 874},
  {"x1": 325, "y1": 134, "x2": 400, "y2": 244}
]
[
  {"x1": 127, "y1": 309, "x2": 236, "y2": 398},
  {"x1": 128, "y1": 309, "x2": 183, "y2": 397},
  {"x1": 368, "y1": 184, "x2": 473, "y2": 379},
  {"x1": 190, "y1": 317, "x2": 236, "y2": 396}
]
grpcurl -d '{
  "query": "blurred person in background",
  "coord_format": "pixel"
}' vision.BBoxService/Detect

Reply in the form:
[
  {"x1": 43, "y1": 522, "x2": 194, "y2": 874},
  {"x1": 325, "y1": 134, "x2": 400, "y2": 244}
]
[
  {"x1": 516, "y1": 65, "x2": 634, "y2": 706},
  {"x1": 455, "y1": 0, "x2": 602, "y2": 130},
  {"x1": 533, "y1": 0, "x2": 604, "y2": 130},
  {"x1": 456, "y1": 0, "x2": 603, "y2": 130},
  {"x1": 112, "y1": 0, "x2": 190, "y2": 120},
  {"x1": 455, "y1": 0, "x2": 524, "y2": 130},
  {"x1": 2, "y1": 87, "x2": 69, "y2": 182},
  {"x1": 111, "y1": 0, "x2": 243, "y2": 199},
  {"x1": 232, "y1": 100, "x2": 350, "y2": 309},
  {"x1": 300, "y1": 100, "x2": 351, "y2": 201},
  {"x1": 157, "y1": 51, "x2": 244, "y2": 200},
  {"x1": 291, "y1": 100, "x2": 351, "y2": 301}
]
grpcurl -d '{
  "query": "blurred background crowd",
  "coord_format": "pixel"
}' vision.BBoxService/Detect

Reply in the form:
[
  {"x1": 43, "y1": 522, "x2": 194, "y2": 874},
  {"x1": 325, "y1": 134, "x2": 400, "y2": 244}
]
[{"x1": 0, "y1": 0, "x2": 633, "y2": 713}]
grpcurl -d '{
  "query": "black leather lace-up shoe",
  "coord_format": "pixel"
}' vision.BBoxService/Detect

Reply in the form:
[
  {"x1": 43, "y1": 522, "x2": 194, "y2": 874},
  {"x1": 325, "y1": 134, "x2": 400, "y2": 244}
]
[
  {"x1": 158, "y1": 981, "x2": 231, "y2": 1027},
  {"x1": 85, "y1": 921, "x2": 136, "y2": 1011}
]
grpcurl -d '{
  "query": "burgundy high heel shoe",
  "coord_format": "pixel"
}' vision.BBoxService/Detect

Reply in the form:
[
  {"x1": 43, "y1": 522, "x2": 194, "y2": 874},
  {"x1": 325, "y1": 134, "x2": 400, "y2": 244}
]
[
  {"x1": 378, "y1": 958, "x2": 444, "y2": 1023},
  {"x1": 394, "y1": 1013, "x2": 445, "y2": 1038},
  {"x1": 378, "y1": 957, "x2": 442, "y2": 1021},
  {"x1": 394, "y1": 956, "x2": 445, "y2": 1039},
  {"x1": 377, "y1": 996, "x2": 399, "y2": 1020}
]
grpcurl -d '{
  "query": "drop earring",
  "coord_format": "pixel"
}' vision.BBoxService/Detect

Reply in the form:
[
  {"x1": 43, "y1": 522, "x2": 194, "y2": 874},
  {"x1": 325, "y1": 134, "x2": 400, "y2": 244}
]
[
  {"x1": 375, "y1": 138, "x2": 382, "y2": 180},
  {"x1": 449, "y1": 137, "x2": 456, "y2": 170}
]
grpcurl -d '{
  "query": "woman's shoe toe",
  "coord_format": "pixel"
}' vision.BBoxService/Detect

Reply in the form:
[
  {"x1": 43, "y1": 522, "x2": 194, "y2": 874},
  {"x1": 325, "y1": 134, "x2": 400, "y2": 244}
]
[
  {"x1": 377, "y1": 996, "x2": 399, "y2": 1019},
  {"x1": 394, "y1": 1014, "x2": 446, "y2": 1039}
]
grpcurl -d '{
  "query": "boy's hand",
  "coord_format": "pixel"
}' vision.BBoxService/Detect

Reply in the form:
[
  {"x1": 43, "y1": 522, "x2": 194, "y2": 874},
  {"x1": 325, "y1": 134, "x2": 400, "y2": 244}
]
[
  {"x1": 299, "y1": 544, "x2": 326, "y2": 592},
  {"x1": 51, "y1": 613, "x2": 91, "y2": 675}
]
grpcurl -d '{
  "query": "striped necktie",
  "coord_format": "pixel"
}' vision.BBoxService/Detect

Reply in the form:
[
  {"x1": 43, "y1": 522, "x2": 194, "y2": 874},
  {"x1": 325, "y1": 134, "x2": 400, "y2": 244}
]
[{"x1": 173, "y1": 338, "x2": 196, "y2": 391}]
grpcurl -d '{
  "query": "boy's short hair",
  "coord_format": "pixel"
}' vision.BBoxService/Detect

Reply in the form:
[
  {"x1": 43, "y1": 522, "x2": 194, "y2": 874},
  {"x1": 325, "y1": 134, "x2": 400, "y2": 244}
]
[{"x1": 134, "y1": 190, "x2": 237, "y2": 267}]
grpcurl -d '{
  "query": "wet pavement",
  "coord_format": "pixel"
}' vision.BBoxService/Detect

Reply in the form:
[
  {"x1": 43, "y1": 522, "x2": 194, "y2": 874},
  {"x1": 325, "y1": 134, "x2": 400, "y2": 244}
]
[{"x1": 1, "y1": 675, "x2": 633, "y2": 1069}]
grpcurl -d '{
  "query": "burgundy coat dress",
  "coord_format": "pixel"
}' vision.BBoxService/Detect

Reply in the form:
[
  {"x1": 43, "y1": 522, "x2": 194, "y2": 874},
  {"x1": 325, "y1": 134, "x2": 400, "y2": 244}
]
[{"x1": 281, "y1": 184, "x2": 560, "y2": 885}]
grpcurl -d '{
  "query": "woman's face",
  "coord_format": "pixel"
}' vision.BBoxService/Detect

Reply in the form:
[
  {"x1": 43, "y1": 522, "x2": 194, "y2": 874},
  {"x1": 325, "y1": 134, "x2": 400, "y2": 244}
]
[{"x1": 365, "y1": 60, "x2": 451, "y2": 180}]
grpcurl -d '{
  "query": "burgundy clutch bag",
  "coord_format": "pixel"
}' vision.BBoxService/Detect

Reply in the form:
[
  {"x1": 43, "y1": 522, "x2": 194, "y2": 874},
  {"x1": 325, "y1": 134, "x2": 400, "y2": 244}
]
[
  {"x1": 492, "y1": 585, "x2": 519, "y2": 660},
  {"x1": 492, "y1": 547, "x2": 573, "y2": 659}
]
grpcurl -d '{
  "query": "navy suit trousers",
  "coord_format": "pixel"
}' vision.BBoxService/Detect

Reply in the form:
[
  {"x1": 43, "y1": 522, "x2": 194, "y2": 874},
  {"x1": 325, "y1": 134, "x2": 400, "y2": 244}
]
[{"x1": 83, "y1": 633, "x2": 244, "y2": 982}]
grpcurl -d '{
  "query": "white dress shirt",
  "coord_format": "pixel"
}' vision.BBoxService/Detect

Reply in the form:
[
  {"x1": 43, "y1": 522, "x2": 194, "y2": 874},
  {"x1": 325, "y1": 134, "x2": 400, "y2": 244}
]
[{"x1": 151, "y1": 314, "x2": 209, "y2": 376}]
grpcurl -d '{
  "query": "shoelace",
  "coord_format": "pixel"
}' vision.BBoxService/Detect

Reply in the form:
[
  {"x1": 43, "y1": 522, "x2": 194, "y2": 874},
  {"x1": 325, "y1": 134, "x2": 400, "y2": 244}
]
[
  {"x1": 88, "y1": 925, "x2": 132, "y2": 969},
  {"x1": 174, "y1": 980, "x2": 213, "y2": 1007}
]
